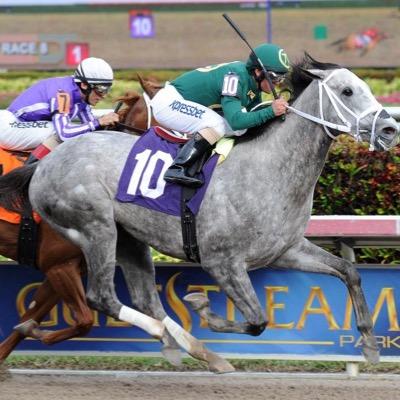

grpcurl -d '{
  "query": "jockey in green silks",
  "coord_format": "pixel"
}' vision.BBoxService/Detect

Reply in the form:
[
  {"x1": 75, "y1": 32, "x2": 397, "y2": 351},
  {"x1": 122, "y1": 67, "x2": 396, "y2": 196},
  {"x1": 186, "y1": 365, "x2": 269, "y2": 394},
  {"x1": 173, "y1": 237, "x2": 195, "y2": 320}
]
[{"x1": 150, "y1": 43, "x2": 291, "y2": 188}]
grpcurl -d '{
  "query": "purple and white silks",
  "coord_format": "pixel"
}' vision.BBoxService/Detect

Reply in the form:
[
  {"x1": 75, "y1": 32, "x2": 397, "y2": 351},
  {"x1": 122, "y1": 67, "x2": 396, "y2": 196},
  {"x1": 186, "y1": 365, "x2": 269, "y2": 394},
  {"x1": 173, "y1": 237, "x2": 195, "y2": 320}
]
[
  {"x1": 8, "y1": 76, "x2": 100, "y2": 141},
  {"x1": 116, "y1": 128, "x2": 218, "y2": 216}
]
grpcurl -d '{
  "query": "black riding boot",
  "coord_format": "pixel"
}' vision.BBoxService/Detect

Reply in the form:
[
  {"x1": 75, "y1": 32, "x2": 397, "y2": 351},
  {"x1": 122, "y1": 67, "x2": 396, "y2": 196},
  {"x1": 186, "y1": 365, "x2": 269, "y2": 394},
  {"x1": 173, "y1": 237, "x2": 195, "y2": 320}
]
[{"x1": 164, "y1": 133, "x2": 212, "y2": 188}]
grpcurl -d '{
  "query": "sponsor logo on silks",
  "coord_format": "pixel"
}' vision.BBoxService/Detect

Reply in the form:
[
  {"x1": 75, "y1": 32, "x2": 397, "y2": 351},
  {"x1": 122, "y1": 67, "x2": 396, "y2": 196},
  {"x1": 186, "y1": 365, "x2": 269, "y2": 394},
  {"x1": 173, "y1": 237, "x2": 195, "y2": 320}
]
[
  {"x1": 247, "y1": 90, "x2": 256, "y2": 100},
  {"x1": 278, "y1": 49, "x2": 290, "y2": 70},
  {"x1": 9, "y1": 121, "x2": 49, "y2": 129},
  {"x1": 169, "y1": 100, "x2": 206, "y2": 119}
]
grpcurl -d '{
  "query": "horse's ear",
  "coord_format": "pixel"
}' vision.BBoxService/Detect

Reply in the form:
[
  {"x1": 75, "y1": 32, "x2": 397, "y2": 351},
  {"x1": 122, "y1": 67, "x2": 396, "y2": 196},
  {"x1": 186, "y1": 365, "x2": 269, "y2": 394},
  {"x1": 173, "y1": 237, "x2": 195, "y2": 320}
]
[{"x1": 301, "y1": 68, "x2": 325, "y2": 80}]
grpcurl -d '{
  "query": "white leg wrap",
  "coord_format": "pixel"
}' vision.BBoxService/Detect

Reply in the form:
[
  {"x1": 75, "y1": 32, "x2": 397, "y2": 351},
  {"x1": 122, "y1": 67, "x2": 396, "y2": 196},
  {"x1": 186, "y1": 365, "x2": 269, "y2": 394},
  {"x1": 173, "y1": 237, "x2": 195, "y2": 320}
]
[
  {"x1": 119, "y1": 305, "x2": 164, "y2": 338},
  {"x1": 162, "y1": 316, "x2": 194, "y2": 352}
]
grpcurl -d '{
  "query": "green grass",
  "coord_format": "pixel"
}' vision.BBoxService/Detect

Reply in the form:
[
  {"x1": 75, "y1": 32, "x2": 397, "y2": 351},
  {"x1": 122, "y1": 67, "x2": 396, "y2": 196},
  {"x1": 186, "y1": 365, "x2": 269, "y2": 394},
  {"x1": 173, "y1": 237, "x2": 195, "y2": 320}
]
[{"x1": 3, "y1": 355, "x2": 400, "y2": 373}]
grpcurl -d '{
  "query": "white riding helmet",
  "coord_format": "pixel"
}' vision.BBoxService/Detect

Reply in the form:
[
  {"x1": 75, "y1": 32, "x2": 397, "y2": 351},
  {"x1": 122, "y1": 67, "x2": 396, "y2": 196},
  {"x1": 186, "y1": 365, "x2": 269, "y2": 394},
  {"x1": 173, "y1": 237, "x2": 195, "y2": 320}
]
[{"x1": 74, "y1": 57, "x2": 113, "y2": 94}]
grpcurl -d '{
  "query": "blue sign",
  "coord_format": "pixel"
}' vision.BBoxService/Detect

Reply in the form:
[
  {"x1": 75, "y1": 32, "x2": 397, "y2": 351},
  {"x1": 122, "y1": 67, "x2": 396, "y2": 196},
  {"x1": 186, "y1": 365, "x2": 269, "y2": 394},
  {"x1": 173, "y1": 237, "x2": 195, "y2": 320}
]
[
  {"x1": 129, "y1": 11, "x2": 155, "y2": 39},
  {"x1": 0, "y1": 264, "x2": 399, "y2": 358}
]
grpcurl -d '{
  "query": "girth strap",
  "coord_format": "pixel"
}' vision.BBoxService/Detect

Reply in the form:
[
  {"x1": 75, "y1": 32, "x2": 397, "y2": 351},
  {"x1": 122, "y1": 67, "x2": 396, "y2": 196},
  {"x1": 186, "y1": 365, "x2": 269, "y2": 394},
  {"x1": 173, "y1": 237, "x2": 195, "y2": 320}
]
[
  {"x1": 181, "y1": 186, "x2": 200, "y2": 264},
  {"x1": 17, "y1": 202, "x2": 39, "y2": 268},
  {"x1": 179, "y1": 152, "x2": 210, "y2": 264}
]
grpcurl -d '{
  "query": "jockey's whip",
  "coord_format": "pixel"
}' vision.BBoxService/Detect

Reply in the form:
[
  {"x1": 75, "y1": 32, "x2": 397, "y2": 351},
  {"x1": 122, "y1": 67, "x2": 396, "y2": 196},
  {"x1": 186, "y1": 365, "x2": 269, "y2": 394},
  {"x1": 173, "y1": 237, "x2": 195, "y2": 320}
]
[{"x1": 222, "y1": 13, "x2": 285, "y2": 121}]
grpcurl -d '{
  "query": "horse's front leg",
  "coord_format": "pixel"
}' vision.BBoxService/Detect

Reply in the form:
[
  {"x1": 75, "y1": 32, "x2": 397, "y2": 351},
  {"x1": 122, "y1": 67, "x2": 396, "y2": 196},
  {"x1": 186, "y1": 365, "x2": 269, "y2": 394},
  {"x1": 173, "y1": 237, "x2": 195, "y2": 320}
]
[
  {"x1": 272, "y1": 238, "x2": 379, "y2": 364},
  {"x1": 74, "y1": 218, "x2": 233, "y2": 373},
  {"x1": 116, "y1": 228, "x2": 182, "y2": 366},
  {"x1": 185, "y1": 258, "x2": 267, "y2": 336}
]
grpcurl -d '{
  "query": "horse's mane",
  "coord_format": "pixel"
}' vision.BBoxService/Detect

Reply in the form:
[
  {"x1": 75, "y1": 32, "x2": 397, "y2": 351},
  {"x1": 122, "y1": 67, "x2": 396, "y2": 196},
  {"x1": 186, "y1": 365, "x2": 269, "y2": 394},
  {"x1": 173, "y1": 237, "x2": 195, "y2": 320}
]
[
  {"x1": 237, "y1": 53, "x2": 342, "y2": 142},
  {"x1": 115, "y1": 91, "x2": 142, "y2": 123},
  {"x1": 115, "y1": 75, "x2": 163, "y2": 124},
  {"x1": 289, "y1": 52, "x2": 341, "y2": 102}
]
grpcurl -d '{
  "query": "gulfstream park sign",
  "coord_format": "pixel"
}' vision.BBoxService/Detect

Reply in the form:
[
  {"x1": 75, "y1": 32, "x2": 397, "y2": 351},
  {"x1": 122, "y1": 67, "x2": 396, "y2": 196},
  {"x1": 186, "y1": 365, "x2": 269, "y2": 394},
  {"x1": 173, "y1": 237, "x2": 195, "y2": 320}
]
[{"x1": 1, "y1": 263, "x2": 399, "y2": 359}]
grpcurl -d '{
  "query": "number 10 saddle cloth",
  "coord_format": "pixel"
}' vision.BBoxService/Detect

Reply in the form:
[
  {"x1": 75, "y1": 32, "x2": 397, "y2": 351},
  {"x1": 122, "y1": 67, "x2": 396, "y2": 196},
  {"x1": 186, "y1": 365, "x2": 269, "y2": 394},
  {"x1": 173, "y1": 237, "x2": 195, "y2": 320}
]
[{"x1": 116, "y1": 127, "x2": 219, "y2": 217}]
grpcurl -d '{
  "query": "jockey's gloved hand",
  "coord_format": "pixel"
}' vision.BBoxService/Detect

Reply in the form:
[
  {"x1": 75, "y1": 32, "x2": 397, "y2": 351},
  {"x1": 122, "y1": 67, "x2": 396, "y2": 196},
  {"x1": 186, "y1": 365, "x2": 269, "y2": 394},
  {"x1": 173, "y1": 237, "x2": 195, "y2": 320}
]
[{"x1": 99, "y1": 112, "x2": 119, "y2": 127}]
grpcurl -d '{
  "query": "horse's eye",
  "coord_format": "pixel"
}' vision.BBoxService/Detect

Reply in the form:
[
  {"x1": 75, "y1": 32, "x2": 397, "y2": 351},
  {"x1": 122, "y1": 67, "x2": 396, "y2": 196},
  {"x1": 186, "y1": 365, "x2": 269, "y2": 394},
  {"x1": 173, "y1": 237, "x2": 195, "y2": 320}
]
[{"x1": 342, "y1": 87, "x2": 353, "y2": 96}]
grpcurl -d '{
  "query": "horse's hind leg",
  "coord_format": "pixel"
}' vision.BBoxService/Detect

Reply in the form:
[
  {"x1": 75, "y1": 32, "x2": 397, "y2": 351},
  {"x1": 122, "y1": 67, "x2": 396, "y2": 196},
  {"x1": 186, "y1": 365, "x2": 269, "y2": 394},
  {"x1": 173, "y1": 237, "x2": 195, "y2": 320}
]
[
  {"x1": 33, "y1": 259, "x2": 93, "y2": 345},
  {"x1": 185, "y1": 259, "x2": 267, "y2": 336},
  {"x1": 272, "y1": 238, "x2": 379, "y2": 364},
  {"x1": 13, "y1": 259, "x2": 93, "y2": 345},
  {"x1": 0, "y1": 279, "x2": 60, "y2": 362},
  {"x1": 116, "y1": 227, "x2": 234, "y2": 372}
]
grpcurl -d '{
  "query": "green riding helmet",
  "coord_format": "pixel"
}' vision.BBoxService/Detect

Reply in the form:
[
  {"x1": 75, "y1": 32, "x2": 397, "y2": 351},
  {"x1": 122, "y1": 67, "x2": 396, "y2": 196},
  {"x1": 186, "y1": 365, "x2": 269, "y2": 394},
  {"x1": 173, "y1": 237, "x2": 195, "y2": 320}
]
[{"x1": 245, "y1": 43, "x2": 290, "y2": 74}]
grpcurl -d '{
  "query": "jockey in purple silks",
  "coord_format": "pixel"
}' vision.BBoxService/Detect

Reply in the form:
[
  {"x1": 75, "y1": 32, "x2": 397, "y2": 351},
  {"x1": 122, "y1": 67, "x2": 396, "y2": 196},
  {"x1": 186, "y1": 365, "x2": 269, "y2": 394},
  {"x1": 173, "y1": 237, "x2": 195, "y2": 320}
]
[{"x1": 0, "y1": 57, "x2": 119, "y2": 163}]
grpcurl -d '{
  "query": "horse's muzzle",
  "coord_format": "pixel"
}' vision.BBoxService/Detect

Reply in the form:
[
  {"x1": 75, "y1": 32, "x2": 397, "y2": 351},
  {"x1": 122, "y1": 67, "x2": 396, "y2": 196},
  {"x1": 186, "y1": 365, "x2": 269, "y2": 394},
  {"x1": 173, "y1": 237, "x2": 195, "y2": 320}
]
[{"x1": 373, "y1": 118, "x2": 399, "y2": 151}]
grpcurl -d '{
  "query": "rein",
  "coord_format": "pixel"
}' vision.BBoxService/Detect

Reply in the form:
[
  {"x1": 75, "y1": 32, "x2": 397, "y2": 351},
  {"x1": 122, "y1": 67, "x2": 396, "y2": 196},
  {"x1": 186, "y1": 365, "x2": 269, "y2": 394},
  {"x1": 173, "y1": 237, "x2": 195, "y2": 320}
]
[
  {"x1": 115, "y1": 122, "x2": 146, "y2": 135},
  {"x1": 287, "y1": 69, "x2": 383, "y2": 150}
]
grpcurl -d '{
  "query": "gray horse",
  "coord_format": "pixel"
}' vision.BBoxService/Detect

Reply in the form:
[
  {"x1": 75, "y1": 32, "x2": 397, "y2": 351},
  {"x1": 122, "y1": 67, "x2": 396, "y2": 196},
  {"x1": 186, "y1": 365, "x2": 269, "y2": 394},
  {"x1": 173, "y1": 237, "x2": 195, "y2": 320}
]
[{"x1": 3, "y1": 56, "x2": 399, "y2": 366}]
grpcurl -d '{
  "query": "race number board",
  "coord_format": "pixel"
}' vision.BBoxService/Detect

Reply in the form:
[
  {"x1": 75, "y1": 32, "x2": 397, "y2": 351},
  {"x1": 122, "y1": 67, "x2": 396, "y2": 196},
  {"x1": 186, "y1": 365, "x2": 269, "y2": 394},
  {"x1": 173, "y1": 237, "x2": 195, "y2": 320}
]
[
  {"x1": 65, "y1": 42, "x2": 89, "y2": 66},
  {"x1": 129, "y1": 10, "x2": 155, "y2": 39}
]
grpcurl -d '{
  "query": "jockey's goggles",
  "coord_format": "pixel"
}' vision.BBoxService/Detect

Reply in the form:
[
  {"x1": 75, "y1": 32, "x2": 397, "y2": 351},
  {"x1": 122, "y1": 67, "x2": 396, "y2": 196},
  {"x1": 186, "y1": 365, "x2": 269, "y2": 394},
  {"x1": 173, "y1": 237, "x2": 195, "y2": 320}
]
[
  {"x1": 90, "y1": 83, "x2": 112, "y2": 96},
  {"x1": 267, "y1": 71, "x2": 286, "y2": 84}
]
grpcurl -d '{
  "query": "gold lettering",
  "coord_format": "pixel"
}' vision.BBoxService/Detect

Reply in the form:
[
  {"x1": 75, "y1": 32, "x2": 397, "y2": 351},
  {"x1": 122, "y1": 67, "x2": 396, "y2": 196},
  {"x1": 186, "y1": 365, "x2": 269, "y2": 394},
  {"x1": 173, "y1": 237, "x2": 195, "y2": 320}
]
[
  {"x1": 296, "y1": 287, "x2": 339, "y2": 330},
  {"x1": 226, "y1": 297, "x2": 235, "y2": 322},
  {"x1": 166, "y1": 273, "x2": 191, "y2": 331},
  {"x1": 186, "y1": 284, "x2": 220, "y2": 328},
  {"x1": 266, "y1": 286, "x2": 294, "y2": 329},
  {"x1": 16, "y1": 283, "x2": 57, "y2": 327},
  {"x1": 342, "y1": 295, "x2": 353, "y2": 330},
  {"x1": 371, "y1": 288, "x2": 400, "y2": 331}
]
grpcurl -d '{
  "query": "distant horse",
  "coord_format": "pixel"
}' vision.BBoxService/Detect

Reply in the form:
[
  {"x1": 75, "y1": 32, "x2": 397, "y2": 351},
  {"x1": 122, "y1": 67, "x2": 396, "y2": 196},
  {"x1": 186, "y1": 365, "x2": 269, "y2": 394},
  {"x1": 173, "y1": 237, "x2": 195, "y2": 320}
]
[
  {"x1": 1, "y1": 54, "x2": 397, "y2": 365},
  {"x1": 331, "y1": 28, "x2": 388, "y2": 56}
]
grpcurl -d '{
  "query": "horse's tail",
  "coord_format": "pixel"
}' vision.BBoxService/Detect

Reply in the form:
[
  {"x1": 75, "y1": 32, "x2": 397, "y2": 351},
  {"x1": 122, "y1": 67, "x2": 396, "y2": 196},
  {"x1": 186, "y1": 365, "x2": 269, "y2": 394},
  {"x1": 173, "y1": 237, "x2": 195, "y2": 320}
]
[
  {"x1": 0, "y1": 163, "x2": 38, "y2": 213},
  {"x1": 137, "y1": 74, "x2": 162, "y2": 99}
]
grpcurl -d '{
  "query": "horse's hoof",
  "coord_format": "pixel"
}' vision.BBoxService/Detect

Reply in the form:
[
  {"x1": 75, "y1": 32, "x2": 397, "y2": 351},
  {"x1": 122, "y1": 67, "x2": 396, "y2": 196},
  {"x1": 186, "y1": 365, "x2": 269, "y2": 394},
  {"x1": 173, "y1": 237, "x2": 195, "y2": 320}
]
[
  {"x1": 183, "y1": 293, "x2": 210, "y2": 311},
  {"x1": 208, "y1": 354, "x2": 235, "y2": 374},
  {"x1": 246, "y1": 322, "x2": 267, "y2": 336},
  {"x1": 14, "y1": 319, "x2": 38, "y2": 336},
  {"x1": 161, "y1": 345, "x2": 183, "y2": 367},
  {"x1": 363, "y1": 344, "x2": 380, "y2": 364},
  {"x1": 362, "y1": 336, "x2": 380, "y2": 364}
]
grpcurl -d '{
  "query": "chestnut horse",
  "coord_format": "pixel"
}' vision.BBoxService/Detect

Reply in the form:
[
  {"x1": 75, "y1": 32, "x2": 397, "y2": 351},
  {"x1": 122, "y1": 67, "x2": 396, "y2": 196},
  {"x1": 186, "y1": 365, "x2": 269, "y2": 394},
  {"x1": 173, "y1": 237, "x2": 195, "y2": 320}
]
[
  {"x1": 0, "y1": 202, "x2": 91, "y2": 361},
  {"x1": 0, "y1": 80, "x2": 158, "y2": 363}
]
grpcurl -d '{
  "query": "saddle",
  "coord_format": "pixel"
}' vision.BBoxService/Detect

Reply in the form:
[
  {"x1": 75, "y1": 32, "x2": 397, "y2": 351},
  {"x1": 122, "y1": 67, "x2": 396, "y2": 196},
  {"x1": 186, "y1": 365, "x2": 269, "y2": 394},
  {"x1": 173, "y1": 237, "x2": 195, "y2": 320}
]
[{"x1": 0, "y1": 148, "x2": 40, "y2": 267}]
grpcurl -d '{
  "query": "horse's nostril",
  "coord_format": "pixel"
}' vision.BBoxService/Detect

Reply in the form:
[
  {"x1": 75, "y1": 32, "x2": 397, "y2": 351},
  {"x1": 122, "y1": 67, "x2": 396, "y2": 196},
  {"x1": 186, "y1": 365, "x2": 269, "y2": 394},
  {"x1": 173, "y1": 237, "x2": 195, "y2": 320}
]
[{"x1": 382, "y1": 126, "x2": 397, "y2": 135}]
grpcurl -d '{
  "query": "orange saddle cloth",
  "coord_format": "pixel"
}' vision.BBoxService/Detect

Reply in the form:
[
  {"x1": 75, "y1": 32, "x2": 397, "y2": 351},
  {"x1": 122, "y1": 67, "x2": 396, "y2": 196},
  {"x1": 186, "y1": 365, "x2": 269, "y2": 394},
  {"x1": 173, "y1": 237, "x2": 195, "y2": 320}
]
[{"x1": 0, "y1": 149, "x2": 40, "y2": 224}]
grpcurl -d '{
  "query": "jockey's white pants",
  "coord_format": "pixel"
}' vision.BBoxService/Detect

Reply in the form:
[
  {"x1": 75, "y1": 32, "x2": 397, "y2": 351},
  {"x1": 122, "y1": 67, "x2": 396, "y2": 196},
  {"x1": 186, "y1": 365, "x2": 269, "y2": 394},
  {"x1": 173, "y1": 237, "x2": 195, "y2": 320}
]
[
  {"x1": 0, "y1": 110, "x2": 55, "y2": 151},
  {"x1": 150, "y1": 83, "x2": 247, "y2": 139}
]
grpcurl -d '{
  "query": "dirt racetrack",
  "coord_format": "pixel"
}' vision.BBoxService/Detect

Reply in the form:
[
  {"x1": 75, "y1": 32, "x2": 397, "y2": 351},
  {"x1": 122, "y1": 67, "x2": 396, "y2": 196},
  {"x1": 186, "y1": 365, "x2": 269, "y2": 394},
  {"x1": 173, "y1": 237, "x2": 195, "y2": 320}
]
[{"x1": 1, "y1": 371, "x2": 400, "y2": 400}]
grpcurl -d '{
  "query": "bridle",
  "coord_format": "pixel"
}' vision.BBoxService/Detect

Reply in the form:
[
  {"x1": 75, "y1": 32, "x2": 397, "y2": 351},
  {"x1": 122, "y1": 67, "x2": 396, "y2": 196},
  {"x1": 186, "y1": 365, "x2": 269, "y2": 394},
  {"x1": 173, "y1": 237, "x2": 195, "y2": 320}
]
[{"x1": 287, "y1": 69, "x2": 385, "y2": 150}]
